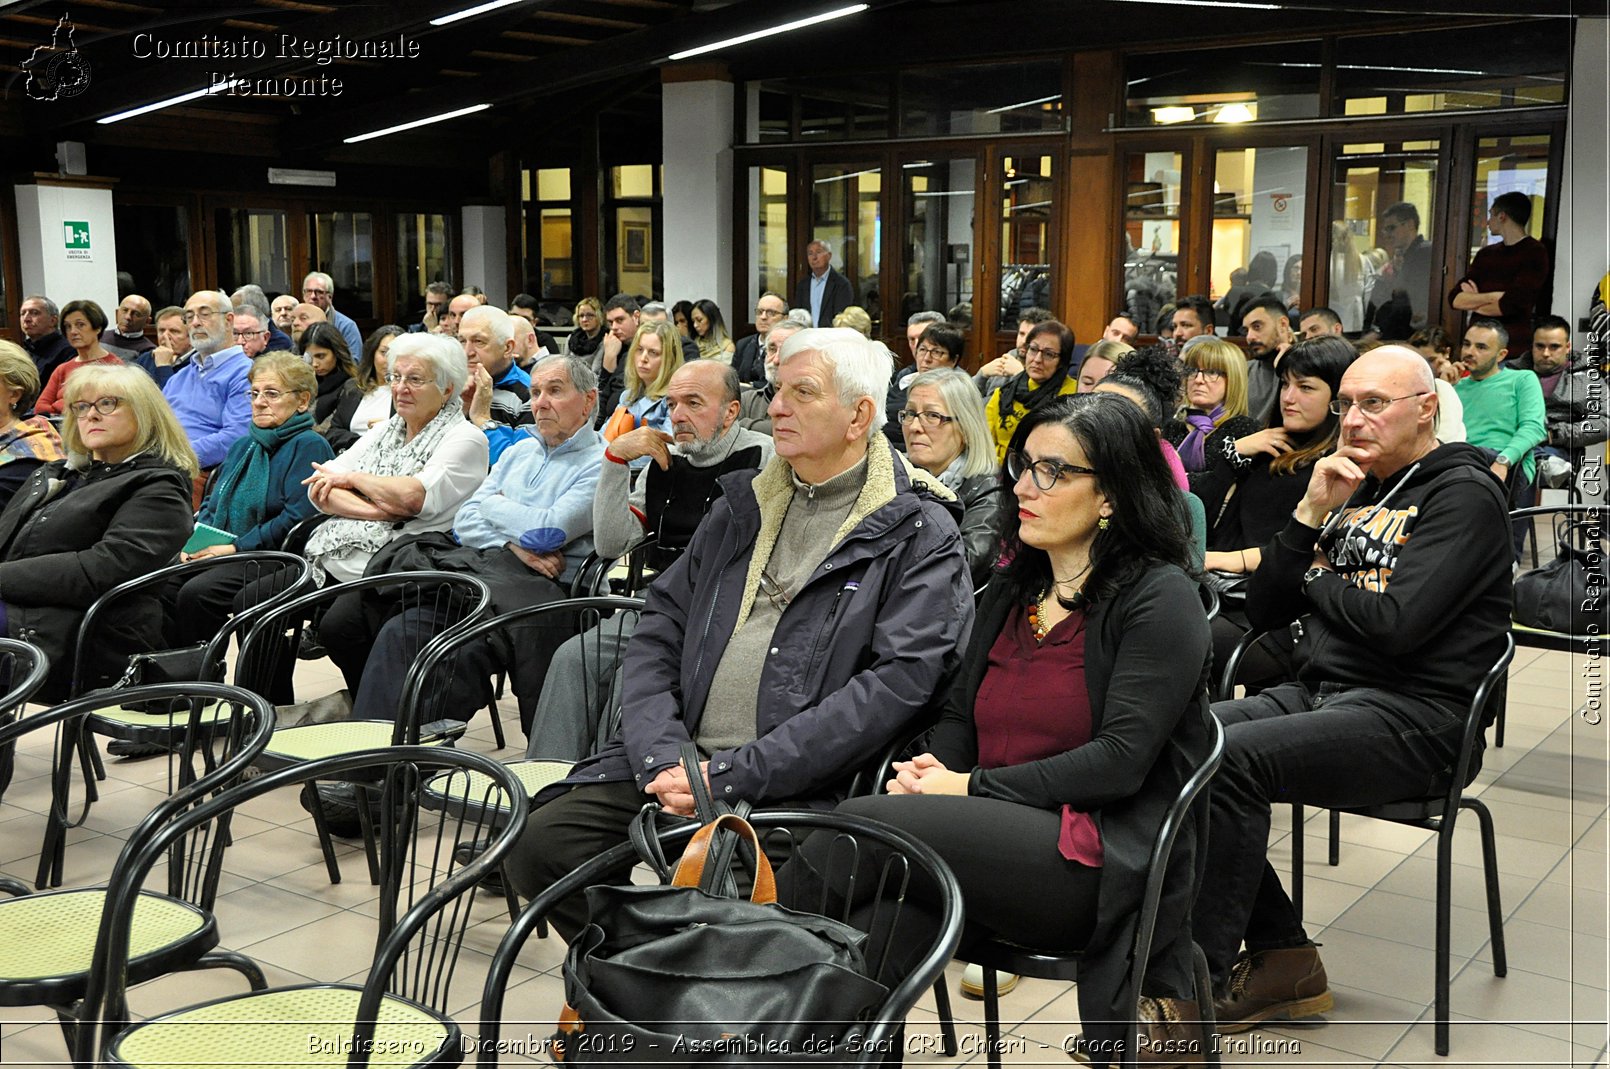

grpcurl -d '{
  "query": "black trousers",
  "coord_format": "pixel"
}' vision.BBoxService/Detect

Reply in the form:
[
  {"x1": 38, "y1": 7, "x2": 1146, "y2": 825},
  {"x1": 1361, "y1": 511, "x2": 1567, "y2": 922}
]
[{"x1": 1194, "y1": 682, "x2": 1465, "y2": 986}]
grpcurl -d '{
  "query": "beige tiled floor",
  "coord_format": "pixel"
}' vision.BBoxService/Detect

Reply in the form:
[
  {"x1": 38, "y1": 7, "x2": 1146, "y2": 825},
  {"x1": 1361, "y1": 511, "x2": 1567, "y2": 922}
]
[{"x1": 0, "y1": 646, "x2": 1605, "y2": 1067}]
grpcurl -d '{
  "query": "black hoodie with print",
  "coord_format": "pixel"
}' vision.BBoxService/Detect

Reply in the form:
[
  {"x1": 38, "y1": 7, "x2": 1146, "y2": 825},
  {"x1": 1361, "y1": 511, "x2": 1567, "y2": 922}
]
[{"x1": 1246, "y1": 442, "x2": 1511, "y2": 712}]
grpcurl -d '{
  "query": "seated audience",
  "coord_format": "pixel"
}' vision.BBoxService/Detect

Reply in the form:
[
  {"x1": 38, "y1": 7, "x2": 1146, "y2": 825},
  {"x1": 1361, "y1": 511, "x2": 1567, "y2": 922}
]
[
  {"x1": 526, "y1": 359, "x2": 776, "y2": 761},
  {"x1": 166, "y1": 352, "x2": 334, "y2": 646},
  {"x1": 289, "y1": 302, "x2": 326, "y2": 347},
  {"x1": 326, "y1": 353, "x2": 605, "y2": 730},
  {"x1": 0, "y1": 342, "x2": 64, "y2": 512},
  {"x1": 460, "y1": 305, "x2": 533, "y2": 429},
  {"x1": 506, "y1": 327, "x2": 975, "y2": 939},
  {"x1": 162, "y1": 291, "x2": 254, "y2": 490},
  {"x1": 1513, "y1": 313, "x2": 1600, "y2": 489},
  {"x1": 0, "y1": 365, "x2": 196, "y2": 698},
  {"x1": 690, "y1": 298, "x2": 735, "y2": 363},
  {"x1": 34, "y1": 300, "x2": 124, "y2": 417},
  {"x1": 736, "y1": 320, "x2": 804, "y2": 434},
  {"x1": 886, "y1": 321, "x2": 964, "y2": 450},
  {"x1": 567, "y1": 298, "x2": 604, "y2": 361},
  {"x1": 1241, "y1": 296, "x2": 1296, "y2": 425},
  {"x1": 781, "y1": 392, "x2": 1213, "y2": 1068},
  {"x1": 898, "y1": 367, "x2": 1004, "y2": 587},
  {"x1": 640, "y1": 302, "x2": 699, "y2": 364},
  {"x1": 600, "y1": 321, "x2": 682, "y2": 452},
  {"x1": 301, "y1": 333, "x2": 488, "y2": 586},
  {"x1": 19, "y1": 295, "x2": 74, "y2": 387},
  {"x1": 593, "y1": 295, "x2": 641, "y2": 420},
  {"x1": 974, "y1": 307, "x2": 1056, "y2": 400},
  {"x1": 299, "y1": 322, "x2": 358, "y2": 426},
  {"x1": 1075, "y1": 338, "x2": 1133, "y2": 393},
  {"x1": 323, "y1": 325, "x2": 401, "y2": 453},
  {"x1": 671, "y1": 299, "x2": 695, "y2": 343},
  {"x1": 1195, "y1": 348, "x2": 1511, "y2": 1034},
  {"x1": 1165, "y1": 337, "x2": 1263, "y2": 485},
  {"x1": 101, "y1": 294, "x2": 154, "y2": 356},
  {"x1": 985, "y1": 319, "x2": 1079, "y2": 461},
  {"x1": 733, "y1": 292, "x2": 788, "y2": 387},
  {"x1": 833, "y1": 305, "x2": 874, "y2": 337}
]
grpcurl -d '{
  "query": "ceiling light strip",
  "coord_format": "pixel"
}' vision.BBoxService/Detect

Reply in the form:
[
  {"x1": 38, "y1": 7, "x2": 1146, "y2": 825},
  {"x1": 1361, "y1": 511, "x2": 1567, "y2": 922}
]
[
  {"x1": 344, "y1": 103, "x2": 492, "y2": 143},
  {"x1": 668, "y1": 4, "x2": 869, "y2": 62},
  {"x1": 96, "y1": 78, "x2": 248, "y2": 124},
  {"x1": 431, "y1": 0, "x2": 524, "y2": 27}
]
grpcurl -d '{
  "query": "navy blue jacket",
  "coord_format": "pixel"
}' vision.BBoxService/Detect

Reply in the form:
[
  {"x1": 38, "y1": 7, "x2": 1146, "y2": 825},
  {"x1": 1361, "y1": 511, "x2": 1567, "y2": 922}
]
[{"x1": 198, "y1": 430, "x2": 334, "y2": 551}]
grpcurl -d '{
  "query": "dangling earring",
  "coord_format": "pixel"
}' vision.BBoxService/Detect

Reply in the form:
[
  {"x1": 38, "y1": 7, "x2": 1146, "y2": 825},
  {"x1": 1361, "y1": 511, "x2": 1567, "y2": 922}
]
[{"x1": 1098, "y1": 516, "x2": 1110, "y2": 531}]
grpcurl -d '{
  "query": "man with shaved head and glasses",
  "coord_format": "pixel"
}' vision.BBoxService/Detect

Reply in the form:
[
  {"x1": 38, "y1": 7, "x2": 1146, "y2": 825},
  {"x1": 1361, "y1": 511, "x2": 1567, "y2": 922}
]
[{"x1": 1193, "y1": 346, "x2": 1511, "y2": 1035}]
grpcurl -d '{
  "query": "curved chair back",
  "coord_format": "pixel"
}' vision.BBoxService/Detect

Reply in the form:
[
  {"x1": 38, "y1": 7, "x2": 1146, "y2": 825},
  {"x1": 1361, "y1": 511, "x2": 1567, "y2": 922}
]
[
  {"x1": 0, "y1": 638, "x2": 51, "y2": 801},
  {"x1": 71, "y1": 551, "x2": 315, "y2": 697},
  {"x1": 78, "y1": 745, "x2": 526, "y2": 1064},
  {"x1": 474, "y1": 807, "x2": 963, "y2": 1067}
]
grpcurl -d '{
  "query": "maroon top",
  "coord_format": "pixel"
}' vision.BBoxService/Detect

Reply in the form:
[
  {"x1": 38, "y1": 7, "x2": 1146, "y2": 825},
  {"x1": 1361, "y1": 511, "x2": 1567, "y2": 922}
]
[
  {"x1": 973, "y1": 602, "x2": 1103, "y2": 866},
  {"x1": 1450, "y1": 236, "x2": 1551, "y2": 351}
]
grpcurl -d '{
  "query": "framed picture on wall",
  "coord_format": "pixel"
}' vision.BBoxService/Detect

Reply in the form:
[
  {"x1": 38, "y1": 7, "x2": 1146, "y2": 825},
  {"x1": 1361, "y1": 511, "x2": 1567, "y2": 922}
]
[{"x1": 623, "y1": 222, "x2": 651, "y2": 271}]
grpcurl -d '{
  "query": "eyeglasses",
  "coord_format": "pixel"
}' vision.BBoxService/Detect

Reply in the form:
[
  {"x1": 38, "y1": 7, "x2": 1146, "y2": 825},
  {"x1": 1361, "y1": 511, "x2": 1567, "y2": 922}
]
[
  {"x1": 385, "y1": 373, "x2": 435, "y2": 390},
  {"x1": 1328, "y1": 392, "x2": 1429, "y2": 417},
  {"x1": 70, "y1": 396, "x2": 124, "y2": 418},
  {"x1": 1186, "y1": 367, "x2": 1226, "y2": 381},
  {"x1": 755, "y1": 306, "x2": 785, "y2": 319},
  {"x1": 246, "y1": 388, "x2": 298, "y2": 402},
  {"x1": 180, "y1": 309, "x2": 220, "y2": 324},
  {"x1": 759, "y1": 570, "x2": 790, "y2": 612},
  {"x1": 1023, "y1": 344, "x2": 1061, "y2": 361},
  {"x1": 897, "y1": 409, "x2": 956, "y2": 430},
  {"x1": 914, "y1": 344, "x2": 953, "y2": 361},
  {"x1": 1006, "y1": 450, "x2": 1098, "y2": 491},
  {"x1": 302, "y1": 288, "x2": 329, "y2": 297},
  {"x1": 234, "y1": 328, "x2": 268, "y2": 338}
]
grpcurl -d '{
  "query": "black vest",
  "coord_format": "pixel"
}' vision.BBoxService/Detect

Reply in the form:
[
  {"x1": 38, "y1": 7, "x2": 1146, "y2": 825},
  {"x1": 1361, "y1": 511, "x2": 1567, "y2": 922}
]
[{"x1": 640, "y1": 445, "x2": 765, "y2": 571}]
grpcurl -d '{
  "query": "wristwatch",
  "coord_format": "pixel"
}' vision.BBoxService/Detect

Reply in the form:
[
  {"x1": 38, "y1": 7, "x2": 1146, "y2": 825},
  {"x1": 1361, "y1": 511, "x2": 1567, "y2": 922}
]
[{"x1": 1302, "y1": 565, "x2": 1328, "y2": 591}]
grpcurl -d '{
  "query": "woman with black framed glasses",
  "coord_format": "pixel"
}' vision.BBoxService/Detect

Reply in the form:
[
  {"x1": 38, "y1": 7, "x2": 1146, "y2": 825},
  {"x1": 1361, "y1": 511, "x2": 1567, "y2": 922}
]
[
  {"x1": 898, "y1": 367, "x2": 1003, "y2": 587},
  {"x1": 983, "y1": 319, "x2": 1078, "y2": 462},
  {"x1": 783, "y1": 393, "x2": 1214, "y2": 1067},
  {"x1": 1165, "y1": 336, "x2": 1264, "y2": 481}
]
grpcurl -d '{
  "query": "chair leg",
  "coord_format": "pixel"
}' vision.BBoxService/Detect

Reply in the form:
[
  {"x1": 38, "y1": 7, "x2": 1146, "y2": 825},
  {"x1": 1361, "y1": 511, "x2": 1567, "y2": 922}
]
[
  {"x1": 1290, "y1": 803, "x2": 1305, "y2": 922},
  {"x1": 488, "y1": 701, "x2": 506, "y2": 749},
  {"x1": 982, "y1": 967, "x2": 1002, "y2": 1069},
  {"x1": 931, "y1": 976, "x2": 959, "y2": 1057},
  {"x1": 1434, "y1": 825, "x2": 1453, "y2": 1057},
  {"x1": 1327, "y1": 809, "x2": 1340, "y2": 866},
  {"x1": 1193, "y1": 942, "x2": 1222, "y2": 1067},
  {"x1": 193, "y1": 949, "x2": 269, "y2": 990},
  {"x1": 300, "y1": 781, "x2": 344, "y2": 885},
  {"x1": 1492, "y1": 690, "x2": 1507, "y2": 749},
  {"x1": 1465, "y1": 798, "x2": 1508, "y2": 977},
  {"x1": 355, "y1": 784, "x2": 382, "y2": 886}
]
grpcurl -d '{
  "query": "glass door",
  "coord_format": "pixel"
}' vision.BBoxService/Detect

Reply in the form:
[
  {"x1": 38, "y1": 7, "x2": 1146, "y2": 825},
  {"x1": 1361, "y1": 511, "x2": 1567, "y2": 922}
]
[
  {"x1": 996, "y1": 153, "x2": 1055, "y2": 333},
  {"x1": 900, "y1": 155, "x2": 977, "y2": 330},
  {"x1": 810, "y1": 163, "x2": 883, "y2": 333},
  {"x1": 1120, "y1": 148, "x2": 1187, "y2": 336},
  {"x1": 1327, "y1": 139, "x2": 1442, "y2": 335}
]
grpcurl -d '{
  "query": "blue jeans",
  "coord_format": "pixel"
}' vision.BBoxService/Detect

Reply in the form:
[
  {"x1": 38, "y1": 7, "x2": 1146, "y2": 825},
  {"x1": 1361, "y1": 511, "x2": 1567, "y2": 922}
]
[{"x1": 1194, "y1": 682, "x2": 1465, "y2": 986}]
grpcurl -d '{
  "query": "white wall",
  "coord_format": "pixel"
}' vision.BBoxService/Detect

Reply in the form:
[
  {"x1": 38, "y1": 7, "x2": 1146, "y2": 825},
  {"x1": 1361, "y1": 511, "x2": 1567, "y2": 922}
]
[
  {"x1": 663, "y1": 79, "x2": 735, "y2": 315},
  {"x1": 1557, "y1": 17, "x2": 1608, "y2": 330},
  {"x1": 461, "y1": 205, "x2": 507, "y2": 306},
  {"x1": 14, "y1": 182, "x2": 118, "y2": 310}
]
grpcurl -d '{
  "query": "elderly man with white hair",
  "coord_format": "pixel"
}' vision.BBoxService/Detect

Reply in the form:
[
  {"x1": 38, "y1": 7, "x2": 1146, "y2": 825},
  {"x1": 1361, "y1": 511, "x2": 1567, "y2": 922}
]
[
  {"x1": 460, "y1": 304, "x2": 533, "y2": 431},
  {"x1": 300, "y1": 271, "x2": 363, "y2": 357},
  {"x1": 1194, "y1": 345, "x2": 1512, "y2": 1036},
  {"x1": 507, "y1": 327, "x2": 975, "y2": 938}
]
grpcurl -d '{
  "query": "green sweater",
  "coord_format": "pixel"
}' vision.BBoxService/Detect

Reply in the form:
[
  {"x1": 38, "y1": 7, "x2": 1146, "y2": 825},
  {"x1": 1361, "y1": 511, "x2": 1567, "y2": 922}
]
[{"x1": 1456, "y1": 364, "x2": 1547, "y2": 482}]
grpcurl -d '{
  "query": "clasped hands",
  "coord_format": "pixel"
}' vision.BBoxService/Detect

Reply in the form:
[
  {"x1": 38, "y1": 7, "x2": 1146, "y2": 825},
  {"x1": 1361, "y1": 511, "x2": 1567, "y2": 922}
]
[
  {"x1": 646, "y1": 761, "x2": 711, "y2": 817},
  {"x1": 885, "y1": 753, "x2": 969, "y2": 796}
]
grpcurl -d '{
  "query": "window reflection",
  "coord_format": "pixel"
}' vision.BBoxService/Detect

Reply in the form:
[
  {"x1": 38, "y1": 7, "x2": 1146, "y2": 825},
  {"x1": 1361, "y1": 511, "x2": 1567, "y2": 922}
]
[
  {"x1": 308, "y1": 211, "x2": 374, "y2": 320},
  {"x1": 1330, "y1": 142, "x2": 1440, "y2": 335},
  {"x1": 904, "y1": 158, "x2": 975, "y2": 325},
  {"x1": 1121, "y1": 151, "x2": 1185, "y2": 335},
  {"x1": 1210, "y1": 146, "x2": 1308, "y2": 330},
  {"x1": 998, "y1": 155, "x2": 1053, "y2": 331},
  {"x1": 749, "y1": 166, "x2": 790, "y2": 317}
]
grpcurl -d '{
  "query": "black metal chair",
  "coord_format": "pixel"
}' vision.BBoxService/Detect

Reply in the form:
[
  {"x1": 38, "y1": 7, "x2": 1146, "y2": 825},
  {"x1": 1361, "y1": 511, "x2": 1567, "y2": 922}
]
[
  {"x1": 77, "y1": 746, "x2": 527, "y2": 1069},
  {"x1": 934, "y1": 717, "x2": 1226, "y2": 1069},
  {"x1": 235, "y1": 571, "x2": 494, "y2": 885},
  {"x1": 474, "y1": 807, "x2": 965, "y2": 1068},
  {"x1": 0, "y1": 682, "x2": 275, "y2": 1061},
  {"x1": 0, "y1": 638, "x2": 52, "y2": 805},
  {"x1": 1221, "y1": 628, "x2": 1515, "y2": 1057}
]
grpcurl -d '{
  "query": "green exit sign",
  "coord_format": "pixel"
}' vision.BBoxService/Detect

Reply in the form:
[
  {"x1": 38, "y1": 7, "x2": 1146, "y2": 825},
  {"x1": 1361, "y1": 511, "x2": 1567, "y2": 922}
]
[{"x1": 63, "y1": 221, "x2": 90, "y2": 249}]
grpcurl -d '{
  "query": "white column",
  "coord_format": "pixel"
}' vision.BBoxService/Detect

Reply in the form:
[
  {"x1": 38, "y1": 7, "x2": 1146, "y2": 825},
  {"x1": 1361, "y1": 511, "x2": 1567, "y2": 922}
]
[
  {"x1": 14, "y1": 180, "x2": 118, "y2": 309},
  {"x1": 662, "y1": 78, "x2": 735, "y2": 315},
  {"x1": 461, "y1": 205, "x2": 508, "y2": 307}
]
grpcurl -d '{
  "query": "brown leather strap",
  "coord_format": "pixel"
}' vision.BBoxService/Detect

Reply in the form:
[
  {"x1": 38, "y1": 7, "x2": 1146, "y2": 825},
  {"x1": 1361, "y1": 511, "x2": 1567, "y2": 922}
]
[{"x1": 670, "y1": 812, "x2": 776, "y2": 903}]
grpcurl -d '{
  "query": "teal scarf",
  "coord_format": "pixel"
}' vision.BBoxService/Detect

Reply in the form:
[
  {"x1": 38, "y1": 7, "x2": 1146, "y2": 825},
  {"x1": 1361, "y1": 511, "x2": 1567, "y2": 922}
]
[{"x1": 213, "y1": 411, "x2": 315, "y2": 536}]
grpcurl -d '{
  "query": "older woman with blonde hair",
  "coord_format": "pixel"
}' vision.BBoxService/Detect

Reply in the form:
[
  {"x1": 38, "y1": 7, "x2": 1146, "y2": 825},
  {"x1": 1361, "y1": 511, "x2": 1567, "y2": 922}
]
[
  {"x1": 600, "y1": 320, "x2": 682, "y2": 447},
  {"x1": 899, "y1": 367, "x2": 1004, "y2": 586},
  {"x1": 0, "y1": 364, "x2": 195, "y2": 697},
  {"x1": 1165, "y1": 336, "x2": 1264, "y2": 479},
  {"x1": 832, "y1": 305, "x2": 873, "y2": 337},
  {"x1": 0, "y1": 341, "x2": 63, "y2": 513}
]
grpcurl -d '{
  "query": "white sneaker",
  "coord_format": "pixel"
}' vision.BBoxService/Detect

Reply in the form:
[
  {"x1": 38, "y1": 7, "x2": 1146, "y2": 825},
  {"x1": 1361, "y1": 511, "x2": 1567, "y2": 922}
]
[{"x1": 959, "y1": 962, "x2": 1019, "y2": 999}]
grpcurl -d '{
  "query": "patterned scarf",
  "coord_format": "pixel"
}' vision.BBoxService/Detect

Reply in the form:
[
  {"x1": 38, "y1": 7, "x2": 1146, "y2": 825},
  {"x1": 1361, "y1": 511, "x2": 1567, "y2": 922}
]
[
  {"x1": 305, "y1": 398, "x2": 465, "y2": 577},
  {"x1": 0, "y1": 417, "x2": 65, "y2": 468},
  {"x1": 1178, "y1": 405, "x2": 1224, "y2": 471}
]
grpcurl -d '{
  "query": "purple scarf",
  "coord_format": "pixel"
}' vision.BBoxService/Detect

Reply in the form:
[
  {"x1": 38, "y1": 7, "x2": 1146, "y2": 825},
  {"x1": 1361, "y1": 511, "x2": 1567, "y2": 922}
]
[{"x1": 1179, "y1": 405, "x2": 1224, "y2": 471}]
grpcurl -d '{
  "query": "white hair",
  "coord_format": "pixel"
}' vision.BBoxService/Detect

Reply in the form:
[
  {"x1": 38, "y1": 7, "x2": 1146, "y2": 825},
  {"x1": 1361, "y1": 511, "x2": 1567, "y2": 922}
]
[
  {"x1": 905, "y1": 368, "x2": 996, "y2": 478},
  {"x1": 302, "y1": 270, "x2": 335, "y2": 294},
  {"x1": 387, "y1": 332, "x2": 468, "y2": 396},
  {"x1": 808, "y1": 238, "x2": 833, "y2": 257},
  {"x1": 461, "y1": 304, "x2": 514, "y2": 348},
  {"x1": 778, "y1": 327, "x2": 892, "y2": 439}
]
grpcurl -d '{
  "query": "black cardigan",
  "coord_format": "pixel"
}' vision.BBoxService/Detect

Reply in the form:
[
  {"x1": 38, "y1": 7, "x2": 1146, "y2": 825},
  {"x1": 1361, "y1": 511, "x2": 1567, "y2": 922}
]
[
  {"x1": 926, "y1": 564, "x2": 1213, "y2": 1061},
  {"x1": 0, "y1": 454, "x2": 193, "y2": 698}
]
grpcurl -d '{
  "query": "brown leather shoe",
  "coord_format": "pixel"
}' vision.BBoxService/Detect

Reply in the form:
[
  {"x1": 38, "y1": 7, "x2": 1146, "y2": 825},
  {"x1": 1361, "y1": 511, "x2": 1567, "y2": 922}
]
[
  {"x1": 1067, "y1": 997, "x2": 1204, "y2": 1067},
  {"x1": 1214, "y1": 944, "x2": 1334, "y2": 1034}
]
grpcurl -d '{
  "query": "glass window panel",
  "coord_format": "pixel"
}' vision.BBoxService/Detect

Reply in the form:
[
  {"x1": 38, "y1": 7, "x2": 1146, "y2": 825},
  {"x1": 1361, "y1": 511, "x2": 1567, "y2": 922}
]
[
  {"x1": 1328, "y1": 141, "x2": 1440, "y2": 334},
  {"x1": 216, "y1": 208, "x2": 288, "y2": 304},
  {"x1": 1468, "y1": 134, "x2": 1551, "y2": 259},
  {"x1": 1124, "y1": 42, "x2": 1321, "y2": 127},
  {"x1": 902, "y1": 158, "x2": 976, "y2": 325},
  {"x1": 1332, "y1": 23, "x2": 1570, "y2": 115},
  {"x1": 756, "y1": 89, "x2": 791, "y2": 141},
  {"x1": 898, "y1": 61, "x2": 1064, "y2": 138},
  {"x1": 810, "y1": 165, "x2": 882, "y2": 332},
  {"x1": 1121, "y1": 150, "x2": 1186, "y2": 334},
  {"x1": 612, "y1": 165, "x2": 656, "y2": 199},
  {"x1": 1209, "y1": 146, "x2": 1309, "y2": 329},
  {"x1": 308, "y1": 211, "x2": 374, "y2": 321},
  {"x1": 394, "y1": 212, "x2": 450, "y2": 326},
  {"x1": 537, "y1": 168, "x2": 571, "y2": 201},
  {"x1": 756, "y1": 73, "x2": 890, "y2": 142},
  {"x1": 612, "y1": 207, "x2": 656, "y2": 300},
  {"x1": 748, "y1": 166, "x2": 790, "y2": 318},
  {"x1": 113, "y1": 204, "x2": 191, "y2": 312},
  {"x1": 998, "y1": 155, "x2": 1054, "y2": 331}
]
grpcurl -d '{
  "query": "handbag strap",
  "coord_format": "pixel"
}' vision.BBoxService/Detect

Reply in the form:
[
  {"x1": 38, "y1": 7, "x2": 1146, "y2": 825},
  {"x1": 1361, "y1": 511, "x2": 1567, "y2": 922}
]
[
  {"x1": 679, "y1": 741, "x2": 748, "y2": 896},
  {"x1": 672, "y1": 813, "x2": 776, "y2": 904},
  {"x1": 627, "y1": 803, "x2": 674, "y2": 881}
]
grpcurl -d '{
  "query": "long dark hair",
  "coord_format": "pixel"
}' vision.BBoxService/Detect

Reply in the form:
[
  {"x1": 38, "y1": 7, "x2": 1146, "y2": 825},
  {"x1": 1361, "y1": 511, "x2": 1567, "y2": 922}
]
[
  {"x1": 1271, "y1": 334, "x2": 1355, "y2": 476},
  {"x1": 1001, "y1": 392, "x2": 1194, "y2": 608},
  {"x1": 299, "y1": 322, "x2": 357, "y2": 381}
]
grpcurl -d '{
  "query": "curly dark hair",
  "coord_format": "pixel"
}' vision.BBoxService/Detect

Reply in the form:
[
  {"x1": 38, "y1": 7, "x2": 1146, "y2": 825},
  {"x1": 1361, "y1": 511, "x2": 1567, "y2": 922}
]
[{"x1": 1101, "y1": 343, "x2": 1182, "y2": 429}]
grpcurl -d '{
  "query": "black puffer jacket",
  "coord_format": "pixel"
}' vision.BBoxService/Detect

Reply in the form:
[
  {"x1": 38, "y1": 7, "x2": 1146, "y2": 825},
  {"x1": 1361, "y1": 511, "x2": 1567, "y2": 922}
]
[{"x1": 0, "y1": 454, "x2": 193, "y2": 698}]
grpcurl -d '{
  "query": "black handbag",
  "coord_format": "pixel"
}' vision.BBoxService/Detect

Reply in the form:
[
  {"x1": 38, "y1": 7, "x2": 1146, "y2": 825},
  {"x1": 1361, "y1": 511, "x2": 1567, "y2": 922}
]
[
  {"x1": 556, "y1": 753, "x2": 888, "y2": 1063},
  {"x1": 1515, "y1": 517, "x2": 1608, "y2": 635},
  {"x1": 112, "y1": 643, "x2": 212, "y2": 712}
]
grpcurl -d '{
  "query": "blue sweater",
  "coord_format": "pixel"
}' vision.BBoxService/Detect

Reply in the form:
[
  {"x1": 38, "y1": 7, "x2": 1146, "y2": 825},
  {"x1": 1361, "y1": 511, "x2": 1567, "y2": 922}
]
[
  {"x1": 162, "y1": 346, "x2": 254, "y2": 469},
  {"x1": 454, "y1": 425, "x2": 605, "y2": 582},
  {"x1": 197, "y1": 429, "x2": 334, "y2": 550}
]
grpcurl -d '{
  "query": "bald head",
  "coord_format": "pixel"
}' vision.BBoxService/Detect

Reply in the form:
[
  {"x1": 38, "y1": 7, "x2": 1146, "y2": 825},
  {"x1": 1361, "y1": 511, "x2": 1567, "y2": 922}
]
[
  {"x1": 290, "y1": 302, "x2": 325, "y2": 345},
  {"x1": 1337, "y1": 345, "x2": 1439, "y2": 479},
  {"x1": 666, "y1": 358, "x2": 742, "y2": 457}
]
